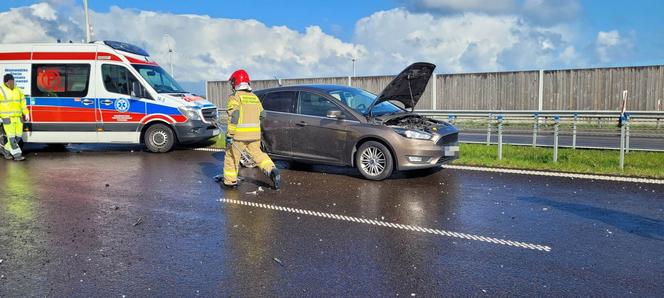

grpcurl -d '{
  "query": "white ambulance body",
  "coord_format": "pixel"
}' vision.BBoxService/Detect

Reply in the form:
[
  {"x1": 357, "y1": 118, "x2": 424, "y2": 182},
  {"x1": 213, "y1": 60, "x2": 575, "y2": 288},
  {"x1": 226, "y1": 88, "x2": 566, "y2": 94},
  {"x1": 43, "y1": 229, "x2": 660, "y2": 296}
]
[{"x1": 0, "y1": 40, "x2": 220, "y2": 152}]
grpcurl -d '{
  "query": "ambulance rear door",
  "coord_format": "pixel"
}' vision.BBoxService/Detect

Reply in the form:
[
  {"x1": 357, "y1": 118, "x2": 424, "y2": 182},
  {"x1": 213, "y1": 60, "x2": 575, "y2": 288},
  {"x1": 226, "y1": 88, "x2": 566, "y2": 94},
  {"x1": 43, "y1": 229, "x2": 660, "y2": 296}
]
[{"x1": 28, "y1": 44, "x2": 99, "y2": 143}]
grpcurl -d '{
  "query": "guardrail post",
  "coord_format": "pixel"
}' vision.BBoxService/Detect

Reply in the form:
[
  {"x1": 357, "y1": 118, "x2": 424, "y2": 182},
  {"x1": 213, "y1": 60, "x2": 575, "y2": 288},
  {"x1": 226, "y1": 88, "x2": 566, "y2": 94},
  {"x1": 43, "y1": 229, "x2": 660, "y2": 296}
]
[
  {"x1": 486, "y1": 114, "x2": 492, "y2": 146},
  {"x1": 553, "y1": 116, "x2": 560, "y2": 163},
  {"x1": 532, "y1": 113, "x2": 539, "y2": 147},
  {"x1": 572, "y1": 113, "x2": 578, "y2": 149},
  {"x1": 597, "y1": 117, "x2": 602, "y2": 128},
  {"x1": 619, "y1": 114, "x2": 626, "y2": 170},
  {"x1": 497, "y1": 115, "x2": 504, "y2": 160},
  {"x1": 625, "y1": 113, "x2": 631, "y2": 153},
  {"x1": 657, "y1": 118, "x2": 661, "y2": 130}
]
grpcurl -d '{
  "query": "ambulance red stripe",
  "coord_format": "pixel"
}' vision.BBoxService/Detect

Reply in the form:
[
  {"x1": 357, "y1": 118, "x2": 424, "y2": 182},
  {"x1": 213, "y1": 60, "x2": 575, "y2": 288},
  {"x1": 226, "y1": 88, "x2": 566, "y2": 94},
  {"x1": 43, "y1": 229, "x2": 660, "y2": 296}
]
[
  {"x1": 1, "y1": 52, "x2": 131, "y2": 63},
  {"x1": 0, "y1": 52, "x2": 32, "y2": 60}
]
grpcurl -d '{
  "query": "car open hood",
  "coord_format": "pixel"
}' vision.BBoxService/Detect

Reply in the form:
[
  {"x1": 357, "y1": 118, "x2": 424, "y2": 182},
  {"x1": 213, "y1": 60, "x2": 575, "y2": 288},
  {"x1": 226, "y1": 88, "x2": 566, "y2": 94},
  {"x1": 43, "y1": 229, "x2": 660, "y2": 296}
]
[{"x1": 368, "y1": 62, "x2": 436, "y2": 114}]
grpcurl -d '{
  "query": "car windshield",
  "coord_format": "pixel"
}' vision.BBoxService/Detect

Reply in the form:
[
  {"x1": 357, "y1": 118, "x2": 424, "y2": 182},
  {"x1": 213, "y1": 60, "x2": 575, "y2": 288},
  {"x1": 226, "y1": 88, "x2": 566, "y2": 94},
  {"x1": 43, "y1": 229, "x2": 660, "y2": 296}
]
[
  {"x1": 328, "y1": 87, "x2": 404, "y2": 116},
  {"x1": 132, "y1": 64, "x2": 187, "y2": 93}
]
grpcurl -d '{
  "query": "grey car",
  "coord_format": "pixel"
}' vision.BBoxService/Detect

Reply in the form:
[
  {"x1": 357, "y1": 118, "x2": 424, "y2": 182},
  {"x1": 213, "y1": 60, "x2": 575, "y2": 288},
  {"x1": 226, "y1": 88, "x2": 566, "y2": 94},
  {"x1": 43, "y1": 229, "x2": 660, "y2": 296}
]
[{"x1": 255, "y1": 62, "x2": 459, "y2": 180}]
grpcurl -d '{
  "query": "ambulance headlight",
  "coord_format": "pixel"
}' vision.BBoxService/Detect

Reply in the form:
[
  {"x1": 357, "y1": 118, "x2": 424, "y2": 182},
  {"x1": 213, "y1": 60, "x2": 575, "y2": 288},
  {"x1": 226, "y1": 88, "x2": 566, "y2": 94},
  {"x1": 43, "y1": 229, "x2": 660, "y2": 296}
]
[{"x1": 178, "y1": 106, "x2": 202, "y2": 121}]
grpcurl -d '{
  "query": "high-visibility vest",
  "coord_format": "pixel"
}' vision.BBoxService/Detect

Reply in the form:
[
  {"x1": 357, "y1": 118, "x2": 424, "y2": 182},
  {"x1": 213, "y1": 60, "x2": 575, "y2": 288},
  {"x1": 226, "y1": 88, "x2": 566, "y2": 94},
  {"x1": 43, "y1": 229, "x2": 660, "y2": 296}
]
[
  {"x1": 0, "y1": 84, "x2": 28, "y2": 118},
  {"x1": 226, "y1": 90, "x2": 264, "y2": 141}
]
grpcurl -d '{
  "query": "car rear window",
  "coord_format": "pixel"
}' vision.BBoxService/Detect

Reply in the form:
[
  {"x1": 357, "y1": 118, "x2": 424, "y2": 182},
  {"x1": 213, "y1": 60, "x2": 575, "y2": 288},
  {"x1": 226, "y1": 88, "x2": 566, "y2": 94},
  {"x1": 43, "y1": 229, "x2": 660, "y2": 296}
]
[{"x1": 260, "y1": 91, "x2": 297, "y2": 113}]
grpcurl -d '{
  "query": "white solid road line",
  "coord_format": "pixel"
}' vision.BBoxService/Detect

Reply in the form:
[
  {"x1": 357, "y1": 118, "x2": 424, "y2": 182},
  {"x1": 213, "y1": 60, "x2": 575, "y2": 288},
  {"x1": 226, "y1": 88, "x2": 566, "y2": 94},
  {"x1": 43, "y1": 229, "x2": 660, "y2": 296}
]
[
  {"x1": 219, "y1": 198, "x2": 552, "y2": 252},
  {"x1": 442, "y1": 165, "x2": 664, "y2": 185},
  {"x1": 192, "y1": 148, "x2": 664, "y2": 184}
]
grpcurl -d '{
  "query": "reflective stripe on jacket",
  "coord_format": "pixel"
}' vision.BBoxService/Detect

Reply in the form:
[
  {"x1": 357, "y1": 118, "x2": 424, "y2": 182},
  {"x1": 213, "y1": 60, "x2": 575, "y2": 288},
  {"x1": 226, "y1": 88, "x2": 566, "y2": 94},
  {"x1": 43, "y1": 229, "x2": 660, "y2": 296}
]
[{"x1": 0, "y1": 84, "x2": 28, "y2": 118}]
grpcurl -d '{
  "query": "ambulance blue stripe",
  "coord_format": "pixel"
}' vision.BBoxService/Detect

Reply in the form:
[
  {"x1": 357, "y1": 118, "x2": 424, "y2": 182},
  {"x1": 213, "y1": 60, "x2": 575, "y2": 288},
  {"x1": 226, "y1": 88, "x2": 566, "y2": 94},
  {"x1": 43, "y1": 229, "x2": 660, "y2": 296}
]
[{"x1": 29, "y1": 97, "x2": 182, "y2": 115}]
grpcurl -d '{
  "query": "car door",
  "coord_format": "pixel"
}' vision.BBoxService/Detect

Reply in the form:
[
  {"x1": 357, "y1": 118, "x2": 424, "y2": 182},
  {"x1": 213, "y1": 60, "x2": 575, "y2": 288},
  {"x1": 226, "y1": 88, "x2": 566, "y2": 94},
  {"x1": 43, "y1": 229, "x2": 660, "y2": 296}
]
[
  {"x1": 290, "y1": 91, "x2": 353, "y2": 164},
  {"x1": 98, "y1": 64, "x2": 148, "y2": 143},
  {"x1": 258, "y1": 91, "x2": 297, "y2": 157},
  {"x1": 29, "y1": 63, "x2": 98, "y2": 142}
]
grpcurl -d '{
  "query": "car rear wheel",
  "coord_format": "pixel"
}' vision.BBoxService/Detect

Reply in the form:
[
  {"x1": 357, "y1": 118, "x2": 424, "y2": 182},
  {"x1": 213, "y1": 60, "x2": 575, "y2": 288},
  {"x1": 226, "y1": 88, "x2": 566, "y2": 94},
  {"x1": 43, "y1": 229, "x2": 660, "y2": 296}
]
[
  {"x1": 144, "y1": 124, "x2": 175, "y2": 153},
  {"x1": 356, "y1": 141, "x2": 393, "y2": 181}
]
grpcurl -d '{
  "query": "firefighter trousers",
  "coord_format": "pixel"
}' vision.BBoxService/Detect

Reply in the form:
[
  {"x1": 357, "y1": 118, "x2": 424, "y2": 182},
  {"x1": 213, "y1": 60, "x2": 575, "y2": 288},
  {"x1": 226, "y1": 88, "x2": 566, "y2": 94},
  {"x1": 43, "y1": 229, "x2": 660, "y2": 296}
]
[
  {"x1": 223, "y1": 140, "x2": 275, "y2": 185},
  {"x1": 1, "y1": 117, "x2": 23, "y2": 158}
]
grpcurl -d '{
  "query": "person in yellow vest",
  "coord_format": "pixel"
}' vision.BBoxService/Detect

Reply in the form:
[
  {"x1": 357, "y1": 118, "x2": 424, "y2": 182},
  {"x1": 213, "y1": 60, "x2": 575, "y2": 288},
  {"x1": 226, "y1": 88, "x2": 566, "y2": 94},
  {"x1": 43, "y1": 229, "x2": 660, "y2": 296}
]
[
  {"x1": 213, "y1": 69, "x2": 281, "y2": 189},
  {"x1": 0, "y1": 74, "x2": 29, "y2": 161}
]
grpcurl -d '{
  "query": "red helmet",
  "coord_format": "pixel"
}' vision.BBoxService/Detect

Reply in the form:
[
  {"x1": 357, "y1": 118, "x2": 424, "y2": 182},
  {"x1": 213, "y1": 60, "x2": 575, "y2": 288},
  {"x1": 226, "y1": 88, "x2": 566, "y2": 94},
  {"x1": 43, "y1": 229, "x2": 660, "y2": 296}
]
[{"x1": 229, "y1": 69, "x2": 250, "y2": 89}]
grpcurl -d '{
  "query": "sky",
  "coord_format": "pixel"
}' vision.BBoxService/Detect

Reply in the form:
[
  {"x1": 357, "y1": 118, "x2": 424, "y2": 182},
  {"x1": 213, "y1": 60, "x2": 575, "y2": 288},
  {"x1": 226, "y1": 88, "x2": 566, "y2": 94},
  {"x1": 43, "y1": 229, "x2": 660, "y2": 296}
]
[{"x1": 1, "y1": 0, "x2": 663, "y2": 95}]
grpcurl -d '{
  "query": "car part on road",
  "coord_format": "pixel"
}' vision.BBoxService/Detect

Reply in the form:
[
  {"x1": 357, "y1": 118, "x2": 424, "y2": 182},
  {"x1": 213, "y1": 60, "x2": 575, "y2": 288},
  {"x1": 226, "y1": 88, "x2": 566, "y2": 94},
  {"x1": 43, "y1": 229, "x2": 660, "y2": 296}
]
[
  {"x1": 144, "y1": 124, "x2": 176, "y2": 153},
  {"x1": 356, "y1": 141, "x2": 394, "y2": 180}
]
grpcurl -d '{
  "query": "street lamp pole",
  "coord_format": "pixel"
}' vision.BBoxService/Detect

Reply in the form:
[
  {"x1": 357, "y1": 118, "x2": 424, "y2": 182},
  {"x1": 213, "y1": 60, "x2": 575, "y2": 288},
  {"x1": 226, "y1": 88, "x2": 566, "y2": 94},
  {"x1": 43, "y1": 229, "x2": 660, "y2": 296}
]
[
  {"x1": 84, "y1": 0, "x2": 91, "y2": 42},
  {"x1": 352, "y1": 58, "x2": 356, "y2": 78},
  {"x1": 164, "y1": 34, "x2": 174, "y2": 77}
]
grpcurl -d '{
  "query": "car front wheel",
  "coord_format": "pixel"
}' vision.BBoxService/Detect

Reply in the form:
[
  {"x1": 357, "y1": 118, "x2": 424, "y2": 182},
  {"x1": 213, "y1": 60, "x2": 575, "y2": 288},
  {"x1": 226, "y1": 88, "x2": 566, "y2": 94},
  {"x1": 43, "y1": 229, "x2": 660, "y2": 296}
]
[{"x1": 356, "y1": 141, "x2": 394, "y2": 181}]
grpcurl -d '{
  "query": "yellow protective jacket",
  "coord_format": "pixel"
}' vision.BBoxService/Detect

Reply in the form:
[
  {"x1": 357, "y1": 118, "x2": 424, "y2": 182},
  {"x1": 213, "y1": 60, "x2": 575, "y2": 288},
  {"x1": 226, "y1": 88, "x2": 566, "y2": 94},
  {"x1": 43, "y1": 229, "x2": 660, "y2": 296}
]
[
  {"x1": 0, "y1": 84, "x2": 28, "y2": 118},
  {"x1": 226, "y1": 90, "x2": 265, "y2": 141}
]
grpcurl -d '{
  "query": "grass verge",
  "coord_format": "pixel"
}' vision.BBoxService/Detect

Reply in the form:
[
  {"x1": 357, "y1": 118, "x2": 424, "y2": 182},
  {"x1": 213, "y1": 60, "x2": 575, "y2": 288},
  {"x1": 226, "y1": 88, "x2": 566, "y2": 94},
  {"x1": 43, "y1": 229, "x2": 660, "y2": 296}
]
[
  {"x1": 453, "y1": 143, "x2": 664, "y2": 179},
  {"x1": 209, "y1": 136, "x2": 226, "y2": 149}
]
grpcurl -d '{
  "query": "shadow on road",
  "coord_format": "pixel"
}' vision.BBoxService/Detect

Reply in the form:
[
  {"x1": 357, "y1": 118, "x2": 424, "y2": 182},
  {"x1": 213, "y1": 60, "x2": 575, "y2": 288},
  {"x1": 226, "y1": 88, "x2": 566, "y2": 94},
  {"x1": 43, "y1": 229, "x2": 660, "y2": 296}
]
[{"x1": 520, "y1": 196, "x2": 664, "y2": 241}]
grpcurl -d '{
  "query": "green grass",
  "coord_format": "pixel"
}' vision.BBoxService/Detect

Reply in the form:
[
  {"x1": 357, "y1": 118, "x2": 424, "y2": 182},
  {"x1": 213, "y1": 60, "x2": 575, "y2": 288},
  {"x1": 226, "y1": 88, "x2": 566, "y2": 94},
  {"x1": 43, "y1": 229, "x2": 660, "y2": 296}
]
[
  {"x1": 454, "y1": 143, "x2": 664, "y2": 179},
  {"x1": 209, "y1": 136, "x2": 226, "y2": 149}
]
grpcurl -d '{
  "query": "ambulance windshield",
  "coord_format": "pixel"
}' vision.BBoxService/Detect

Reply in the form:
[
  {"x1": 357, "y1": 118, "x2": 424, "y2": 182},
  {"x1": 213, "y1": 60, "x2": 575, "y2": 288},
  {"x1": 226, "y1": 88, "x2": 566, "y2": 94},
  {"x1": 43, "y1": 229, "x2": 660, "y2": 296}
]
[{"x1": 132, "y1": 64, "x2": 187, "y2": 93}]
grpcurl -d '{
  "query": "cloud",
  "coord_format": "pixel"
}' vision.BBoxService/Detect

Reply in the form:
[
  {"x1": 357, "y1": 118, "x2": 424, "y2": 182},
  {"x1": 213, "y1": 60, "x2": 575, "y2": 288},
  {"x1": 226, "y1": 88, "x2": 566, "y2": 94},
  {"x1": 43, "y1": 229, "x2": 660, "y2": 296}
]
[
  {"x1": 403, "y1": 0, "x2": 581, "y2": 25},
  {"x1": 401, "y1": 0, "x2": 515, "y2": 15},
  {"x1": 0, "y1": 2, "x2": 634, "y2": 88},
  {"x1": 595, "y1": 30, "x2": 633, "y2": 64},
  {"x1": 521, "y1": 0, "x2": 581, "y2": 25},
  {"x1": 0, "y1": 3, "x2": 364, "y2": 84},
  {"x1": 354, "y1": 8, "x2": 580, "y2": 72}
]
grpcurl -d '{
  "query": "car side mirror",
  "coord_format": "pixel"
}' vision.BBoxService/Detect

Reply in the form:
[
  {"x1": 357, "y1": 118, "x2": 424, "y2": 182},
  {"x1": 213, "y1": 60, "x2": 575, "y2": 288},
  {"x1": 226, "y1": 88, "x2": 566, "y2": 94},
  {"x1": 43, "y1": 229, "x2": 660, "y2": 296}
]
[{"x1": 327, "y1": 110, "x2": 344, "y2": 119}]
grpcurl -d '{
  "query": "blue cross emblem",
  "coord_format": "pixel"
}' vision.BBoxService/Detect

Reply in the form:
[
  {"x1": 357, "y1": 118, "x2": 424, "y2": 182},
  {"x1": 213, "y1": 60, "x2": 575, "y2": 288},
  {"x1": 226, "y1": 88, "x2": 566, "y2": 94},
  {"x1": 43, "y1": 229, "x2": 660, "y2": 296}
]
[{"x1": 115, "y1": 98, "x2": 131, "y2": 112}]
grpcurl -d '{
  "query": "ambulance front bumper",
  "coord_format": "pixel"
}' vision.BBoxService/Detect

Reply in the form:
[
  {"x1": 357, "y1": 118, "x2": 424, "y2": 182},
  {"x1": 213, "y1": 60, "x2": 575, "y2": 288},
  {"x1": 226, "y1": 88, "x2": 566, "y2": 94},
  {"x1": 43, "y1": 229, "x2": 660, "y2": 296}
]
[{"x1": 174, "y1": 120, "x2": 220, "y2": 144}]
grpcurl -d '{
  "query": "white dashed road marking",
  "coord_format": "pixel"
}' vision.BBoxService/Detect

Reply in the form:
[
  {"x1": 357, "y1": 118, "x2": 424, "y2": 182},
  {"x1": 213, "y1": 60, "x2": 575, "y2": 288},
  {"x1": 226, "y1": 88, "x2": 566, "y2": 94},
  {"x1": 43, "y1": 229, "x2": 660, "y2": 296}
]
[
  {"x1": 219, "y1": 198, "x2": 552, "y2": 252},
  {"x1": 443, "y1": 165, "x2": 664, "y2": 185}
]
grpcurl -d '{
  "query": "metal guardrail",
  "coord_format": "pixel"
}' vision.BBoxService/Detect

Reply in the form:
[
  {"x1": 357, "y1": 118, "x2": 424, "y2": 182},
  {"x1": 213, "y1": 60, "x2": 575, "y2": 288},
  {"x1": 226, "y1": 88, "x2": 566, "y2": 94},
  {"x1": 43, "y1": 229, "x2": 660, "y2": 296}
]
[
  {"x1": 415, "y1": 110, "x2": 664, "y2": 170},
  {"x1": 416, "y1": 110, "x2": 664, "y2": 119}
]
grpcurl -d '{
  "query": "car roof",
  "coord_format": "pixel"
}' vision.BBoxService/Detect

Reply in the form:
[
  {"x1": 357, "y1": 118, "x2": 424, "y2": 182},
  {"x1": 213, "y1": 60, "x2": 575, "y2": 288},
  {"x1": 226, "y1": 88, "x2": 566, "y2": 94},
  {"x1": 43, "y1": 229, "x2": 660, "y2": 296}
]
[{"x1": 255, "y1": 84, "x2": 363, "y2": 94}]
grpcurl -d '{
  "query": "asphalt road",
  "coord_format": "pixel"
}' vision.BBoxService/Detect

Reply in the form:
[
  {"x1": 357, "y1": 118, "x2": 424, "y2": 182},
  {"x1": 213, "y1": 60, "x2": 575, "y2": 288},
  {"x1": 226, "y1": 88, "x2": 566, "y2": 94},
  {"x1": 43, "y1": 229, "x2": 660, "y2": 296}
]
[
  {"x1": 0, "y1": 145, "x2": 662, "y2": 297},
  {"x1": 461, "y1": 131, "x2": 664, "y2": 151}
]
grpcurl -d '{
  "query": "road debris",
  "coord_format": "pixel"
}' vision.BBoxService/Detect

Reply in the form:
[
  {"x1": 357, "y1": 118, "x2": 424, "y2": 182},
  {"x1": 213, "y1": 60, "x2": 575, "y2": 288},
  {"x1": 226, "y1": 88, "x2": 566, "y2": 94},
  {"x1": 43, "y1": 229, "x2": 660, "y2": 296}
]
[
  {"x1": 105, "y1": 183, "x2": 110, "y2": 187},
  {"x1": 273, "y1": 257, "x2": 285, "y2": 267},
  {"x1": 133, "y1": 217, "x2": 144, "y2": 226},
  {"x1": 111, "y1": 206, "x2": 119, "y2": 210}
]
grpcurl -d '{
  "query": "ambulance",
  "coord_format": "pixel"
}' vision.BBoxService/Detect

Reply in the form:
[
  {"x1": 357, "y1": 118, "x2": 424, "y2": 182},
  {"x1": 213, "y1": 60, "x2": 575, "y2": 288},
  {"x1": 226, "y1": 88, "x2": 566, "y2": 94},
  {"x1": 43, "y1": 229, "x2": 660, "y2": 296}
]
[{"x1": 0, "y1": 40, "x2": 220, "y2": 152}]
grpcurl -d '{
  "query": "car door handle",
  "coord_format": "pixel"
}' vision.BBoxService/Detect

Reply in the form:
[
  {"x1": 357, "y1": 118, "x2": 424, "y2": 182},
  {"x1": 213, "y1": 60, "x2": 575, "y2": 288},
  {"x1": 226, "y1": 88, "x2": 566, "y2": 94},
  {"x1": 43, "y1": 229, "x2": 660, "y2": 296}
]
[
  {"x1": 296, "y1": 121, "x2": 307, "y2": 127},
  {"x1": 101, "y1": 99, "x2": 113, "y2": 106},
  {"x1": 81, "y1": 99, "x2": 94, "y2": 106}
]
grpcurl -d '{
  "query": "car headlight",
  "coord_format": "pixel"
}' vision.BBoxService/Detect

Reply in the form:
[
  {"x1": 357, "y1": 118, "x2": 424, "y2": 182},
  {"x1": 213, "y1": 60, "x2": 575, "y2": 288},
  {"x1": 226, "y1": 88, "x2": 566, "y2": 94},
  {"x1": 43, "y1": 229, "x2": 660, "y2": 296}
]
[
  {"x1": 178, "y1": 106, "x2": 202, "y2": 121},
  {"x1": 394, "y1": 128, "x2": 433, "y2": 140}
]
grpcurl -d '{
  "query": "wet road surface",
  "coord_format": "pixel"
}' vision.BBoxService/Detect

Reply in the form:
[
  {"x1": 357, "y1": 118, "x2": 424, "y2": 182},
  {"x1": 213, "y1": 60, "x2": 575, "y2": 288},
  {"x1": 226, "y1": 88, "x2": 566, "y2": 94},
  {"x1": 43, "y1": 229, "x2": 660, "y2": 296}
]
[{"x1": 0, "y1": 145, "x2": 663, "y2": 296}]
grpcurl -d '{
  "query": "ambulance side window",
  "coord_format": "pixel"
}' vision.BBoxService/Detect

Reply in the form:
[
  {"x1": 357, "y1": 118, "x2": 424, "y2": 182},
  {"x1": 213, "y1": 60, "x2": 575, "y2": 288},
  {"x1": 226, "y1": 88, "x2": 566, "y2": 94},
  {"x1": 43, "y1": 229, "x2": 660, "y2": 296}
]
[
  {"x1": 32, "y1": 64, "x2": 91, "y2": 97},
  {"x1": 102, "y1": 64, "x2": 151, "y2": 99}
]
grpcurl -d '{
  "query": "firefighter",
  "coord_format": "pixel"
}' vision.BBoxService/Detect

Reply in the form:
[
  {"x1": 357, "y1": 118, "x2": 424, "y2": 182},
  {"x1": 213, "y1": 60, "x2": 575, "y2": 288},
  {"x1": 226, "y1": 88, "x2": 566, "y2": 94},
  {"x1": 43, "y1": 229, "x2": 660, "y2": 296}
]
[
  {"x1": 214, "y1": 70, "x2": 281, "y2": 189},
  {"x1": 0, "y1": 74, "x2": 28, "y2": 161}
]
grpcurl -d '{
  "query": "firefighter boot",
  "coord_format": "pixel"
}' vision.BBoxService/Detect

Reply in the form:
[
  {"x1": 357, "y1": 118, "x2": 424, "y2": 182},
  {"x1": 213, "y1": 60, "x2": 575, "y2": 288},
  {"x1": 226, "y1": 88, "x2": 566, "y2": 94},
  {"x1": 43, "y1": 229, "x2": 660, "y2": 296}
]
[{"x1": 269, "y1": 168, "x2": 281, "y2": 190}]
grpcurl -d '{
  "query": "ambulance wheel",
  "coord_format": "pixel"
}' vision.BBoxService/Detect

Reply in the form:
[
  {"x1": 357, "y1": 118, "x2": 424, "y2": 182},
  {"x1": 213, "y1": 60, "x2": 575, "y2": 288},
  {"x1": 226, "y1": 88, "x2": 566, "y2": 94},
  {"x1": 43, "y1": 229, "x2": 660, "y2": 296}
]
[{"x1": 144, "y1": 124, "x2": 175, "y2": 153}]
